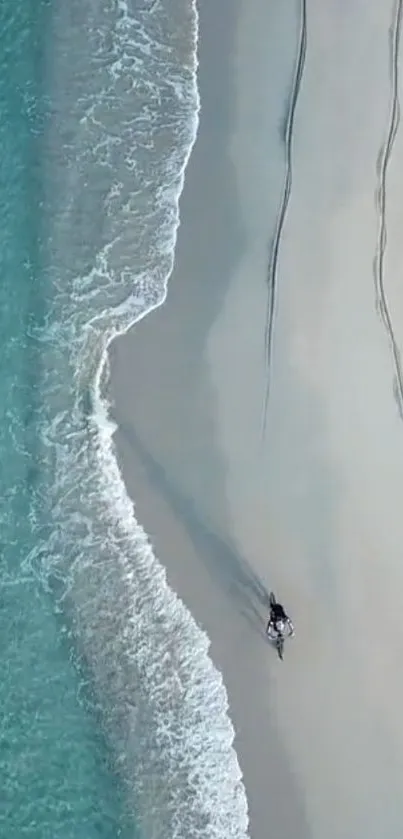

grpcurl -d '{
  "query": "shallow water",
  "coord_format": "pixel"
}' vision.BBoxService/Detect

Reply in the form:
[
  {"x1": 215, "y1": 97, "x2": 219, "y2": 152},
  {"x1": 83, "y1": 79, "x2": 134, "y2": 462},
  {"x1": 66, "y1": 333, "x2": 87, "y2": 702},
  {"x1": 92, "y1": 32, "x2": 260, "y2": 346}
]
[{"x1": 0, "y1": 2, "x2": 131, "y2": 835}]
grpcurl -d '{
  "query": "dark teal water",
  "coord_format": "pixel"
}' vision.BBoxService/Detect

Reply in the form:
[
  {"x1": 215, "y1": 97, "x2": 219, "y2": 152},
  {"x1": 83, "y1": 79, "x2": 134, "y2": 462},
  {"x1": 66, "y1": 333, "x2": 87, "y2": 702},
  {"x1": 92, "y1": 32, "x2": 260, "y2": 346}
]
[{"x1": 0, "y1": 2, "x2": 132, "y2": 835}]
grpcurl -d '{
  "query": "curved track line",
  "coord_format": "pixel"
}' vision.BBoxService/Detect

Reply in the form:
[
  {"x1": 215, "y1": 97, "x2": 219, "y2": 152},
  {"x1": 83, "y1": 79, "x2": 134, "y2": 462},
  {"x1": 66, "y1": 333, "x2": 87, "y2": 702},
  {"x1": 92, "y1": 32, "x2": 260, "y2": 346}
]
[
  {"x1": 261, "y1": 0, "x2": 307, "y2": 439},
  {"x1": 374, "y1": 0, "x2": 403, "y2": 417}
]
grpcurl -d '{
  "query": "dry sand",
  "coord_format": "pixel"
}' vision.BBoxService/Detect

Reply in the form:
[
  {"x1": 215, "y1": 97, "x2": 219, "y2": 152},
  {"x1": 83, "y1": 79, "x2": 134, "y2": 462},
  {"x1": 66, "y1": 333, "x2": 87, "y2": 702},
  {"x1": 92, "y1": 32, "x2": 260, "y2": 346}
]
[{"x1": 110, "y1": 0, "x2": 403, "y2": 837}]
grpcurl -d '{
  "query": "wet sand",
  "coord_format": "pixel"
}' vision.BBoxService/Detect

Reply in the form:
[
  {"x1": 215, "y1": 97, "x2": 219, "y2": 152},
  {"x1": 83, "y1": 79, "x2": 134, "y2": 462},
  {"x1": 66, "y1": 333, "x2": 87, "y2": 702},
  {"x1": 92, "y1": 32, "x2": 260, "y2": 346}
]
[{"x1": 110, "y1": 1, "x2": 403, "y2": 837}]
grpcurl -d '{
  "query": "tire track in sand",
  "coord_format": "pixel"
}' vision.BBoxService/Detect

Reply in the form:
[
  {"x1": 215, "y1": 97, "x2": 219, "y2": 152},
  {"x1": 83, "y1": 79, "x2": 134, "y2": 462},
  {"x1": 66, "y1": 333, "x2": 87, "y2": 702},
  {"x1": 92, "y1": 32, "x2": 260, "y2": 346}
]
[
  {"x1": 261, "y1": 0, "x2": 307, "y2": 439},
  {"x1": 374, "y1": 0, "x2": 403, "y2": 417}
]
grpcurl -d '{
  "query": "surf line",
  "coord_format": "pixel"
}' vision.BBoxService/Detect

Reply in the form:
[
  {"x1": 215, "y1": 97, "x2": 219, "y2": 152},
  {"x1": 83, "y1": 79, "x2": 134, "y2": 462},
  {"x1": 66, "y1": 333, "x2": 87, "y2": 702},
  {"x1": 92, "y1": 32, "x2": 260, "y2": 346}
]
[
  {"x1": 373, "y1": 0, "x2": 403, "y2": 418},
  {"x1": 261, "y1": 0, "x2": 307, "y2": 440}
]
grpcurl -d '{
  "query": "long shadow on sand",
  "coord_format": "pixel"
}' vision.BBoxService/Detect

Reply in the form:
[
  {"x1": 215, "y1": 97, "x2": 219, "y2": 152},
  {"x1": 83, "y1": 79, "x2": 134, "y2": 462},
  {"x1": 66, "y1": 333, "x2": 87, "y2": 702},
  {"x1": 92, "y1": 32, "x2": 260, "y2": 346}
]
[{"x1": 114, "y1": 418, "x2": 271, "y2": 636}]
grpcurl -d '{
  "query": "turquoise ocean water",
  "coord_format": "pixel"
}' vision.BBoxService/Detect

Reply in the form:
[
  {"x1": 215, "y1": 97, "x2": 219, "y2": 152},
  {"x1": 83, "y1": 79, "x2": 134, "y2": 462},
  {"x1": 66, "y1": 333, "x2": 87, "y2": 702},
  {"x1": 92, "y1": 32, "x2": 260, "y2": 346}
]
[{"x1": 1, "y1": 1, "x2": 248, "y2": 837}]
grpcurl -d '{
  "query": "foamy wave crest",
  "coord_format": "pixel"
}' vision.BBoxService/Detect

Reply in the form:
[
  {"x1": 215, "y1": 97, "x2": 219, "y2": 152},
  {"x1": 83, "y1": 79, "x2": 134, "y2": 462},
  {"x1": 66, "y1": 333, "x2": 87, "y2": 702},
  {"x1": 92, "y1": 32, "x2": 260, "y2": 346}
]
[
  {"x1": 35, "y1": 321, "x2": 250, "y2": 838},
  {"x1": 32, "y1": 0, "x2": 250, "y2": 835},
  {"x1": 76, "y1": 342, "x2": 249, "y2": 838}
]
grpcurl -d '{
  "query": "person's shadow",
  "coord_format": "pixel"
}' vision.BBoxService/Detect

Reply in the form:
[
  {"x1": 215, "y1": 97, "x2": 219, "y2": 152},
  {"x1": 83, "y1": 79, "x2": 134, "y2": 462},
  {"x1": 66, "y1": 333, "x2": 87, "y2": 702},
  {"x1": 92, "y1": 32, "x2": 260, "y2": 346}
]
[{"x1": 114, "y1": 419, "x2": 271, "y2": 638}]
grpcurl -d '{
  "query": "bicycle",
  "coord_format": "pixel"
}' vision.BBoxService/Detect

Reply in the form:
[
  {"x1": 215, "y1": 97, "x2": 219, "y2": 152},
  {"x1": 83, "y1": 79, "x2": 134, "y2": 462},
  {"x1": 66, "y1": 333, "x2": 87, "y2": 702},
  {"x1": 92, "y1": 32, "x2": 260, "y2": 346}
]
[{"x1": 266, "y1": 591, "x2": 294, "y2": 661}]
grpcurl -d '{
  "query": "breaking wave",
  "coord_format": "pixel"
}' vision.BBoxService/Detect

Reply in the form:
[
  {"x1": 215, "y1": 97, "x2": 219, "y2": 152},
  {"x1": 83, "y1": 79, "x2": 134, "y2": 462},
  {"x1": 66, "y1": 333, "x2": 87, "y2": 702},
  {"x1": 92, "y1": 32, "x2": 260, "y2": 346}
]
[{"x1": 25, "y1": 0, "x2": 250, "y2": 836}]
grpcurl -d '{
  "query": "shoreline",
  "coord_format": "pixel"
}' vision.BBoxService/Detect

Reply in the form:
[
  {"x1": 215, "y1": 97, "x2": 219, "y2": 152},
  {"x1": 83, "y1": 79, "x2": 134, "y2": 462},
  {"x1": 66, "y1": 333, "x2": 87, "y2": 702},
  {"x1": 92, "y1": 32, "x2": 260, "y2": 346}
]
[{"x1": 109, "y1": 1, "x2": 308, "y2": 837}]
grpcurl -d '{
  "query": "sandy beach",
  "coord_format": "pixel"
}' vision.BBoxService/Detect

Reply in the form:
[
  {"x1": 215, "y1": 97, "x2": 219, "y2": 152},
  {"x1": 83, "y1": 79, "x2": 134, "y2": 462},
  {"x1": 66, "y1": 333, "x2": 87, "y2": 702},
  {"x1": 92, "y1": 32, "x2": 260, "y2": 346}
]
[{"x1": 110, "y1": 1, "x2": 403, "y2": 837}]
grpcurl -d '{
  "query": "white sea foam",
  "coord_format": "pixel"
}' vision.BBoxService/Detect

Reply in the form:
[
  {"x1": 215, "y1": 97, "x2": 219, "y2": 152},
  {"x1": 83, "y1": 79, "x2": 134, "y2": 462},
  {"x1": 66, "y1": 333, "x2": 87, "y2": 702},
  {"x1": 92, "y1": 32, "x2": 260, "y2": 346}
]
[
  {"x1": 35, "y1": 0, "x2": 251, "y2": 835},
  {"x1": 77, "y1": 334, "x2": 249, "y2": 838}
]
